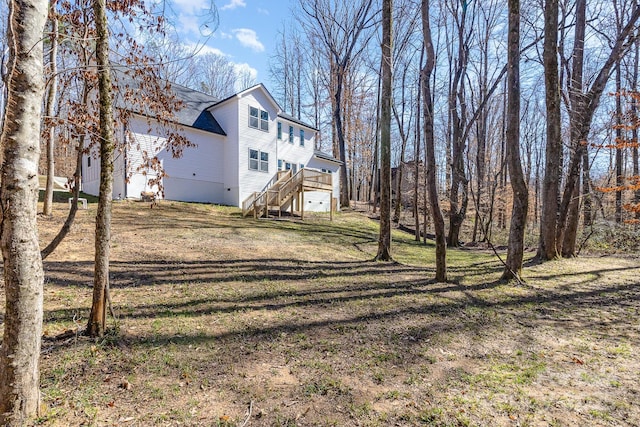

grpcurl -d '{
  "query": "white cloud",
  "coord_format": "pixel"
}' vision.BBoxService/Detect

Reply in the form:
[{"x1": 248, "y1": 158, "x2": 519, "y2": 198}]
[
  {"x1": 232, "y1": 28, "x2": 264, "y2": 52},
  {"x1": 192, "y1": 44, "x2": 227, "y2": 57},
  {"x1": 220, "y1": 0, "x2": 246, "y2": 10},
  {"x1": 233, "y1": 63, "x2": 257, "y2": 78},
  {"x1": 257, "y1": 8, "x2": 269, "y2": 15},
  {"x1": 178, "y1": 14, "x2": 200, "y2": 35},
  {"x1": 172, "y1": 0, "x2": 209, "y2": 14},
  {"x1": 217, "y1": 31, "x2": 233, "y2": 40}
]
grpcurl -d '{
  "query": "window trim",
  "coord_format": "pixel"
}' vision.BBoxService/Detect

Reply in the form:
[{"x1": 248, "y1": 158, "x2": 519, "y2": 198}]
[
  {"x1": 249, "y1": 106, "x2": 269, "y2": 132},
  {"x1": 248, "y1": 148, "x2": 269, "y2": 173}
]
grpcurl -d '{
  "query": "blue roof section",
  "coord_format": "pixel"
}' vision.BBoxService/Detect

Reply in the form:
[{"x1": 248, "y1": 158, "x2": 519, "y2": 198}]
[
  {"x1": 113, "y1": 70, "x2": 226, "y2": 136},
  {"x1": 191, "y1": 110, "x2": 225, "y2": 135}
]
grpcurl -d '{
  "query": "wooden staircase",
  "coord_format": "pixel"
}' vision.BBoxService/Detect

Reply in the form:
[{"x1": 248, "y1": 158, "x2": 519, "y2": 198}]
[{"x1": 242, "y1": 169, "x2": 333, "y2": 219}]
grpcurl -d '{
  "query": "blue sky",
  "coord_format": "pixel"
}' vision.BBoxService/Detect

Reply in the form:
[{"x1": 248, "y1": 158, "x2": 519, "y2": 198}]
[{"x1": 168, "y1": 0, "x2": 293, "y2": 87}]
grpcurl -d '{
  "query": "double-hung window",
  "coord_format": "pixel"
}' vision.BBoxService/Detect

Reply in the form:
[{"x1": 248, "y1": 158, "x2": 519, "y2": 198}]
[
  {"x1": 277, "y1": 122, "x2": 282, "y2": 140},
  {"x1": 249, "y1": 106, "x2": 269, "y2": 132},
  {"x1": 289, "y1": 125, "x2": 294, "y2": 144},
  {"x1": 249, "y1": 149, "x2": 269, "y2": 172},
  {"x1": 299, "y1": 129, "x2": 305, "y2": 147}
]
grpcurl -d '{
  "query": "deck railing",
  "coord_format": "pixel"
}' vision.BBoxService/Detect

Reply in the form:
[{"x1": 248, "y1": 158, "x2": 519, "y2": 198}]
[{"x1": 241, "y1": 168, "x2": 332, "y2": 218}]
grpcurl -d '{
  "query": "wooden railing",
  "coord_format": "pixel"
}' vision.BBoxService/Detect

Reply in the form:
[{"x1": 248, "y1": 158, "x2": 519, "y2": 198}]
[
  {"x1": 300, "y1": 169, "x2": 332, "y2": 190},
  {"x1": 242, "y1": 170, "x2": 292, "y2": 217},
  {"x1": 241, "y1": 191, "x2": 259, "y2": 216},
  {"x1": 241, "y1": 168, "x2": 332, "y2": 218}
]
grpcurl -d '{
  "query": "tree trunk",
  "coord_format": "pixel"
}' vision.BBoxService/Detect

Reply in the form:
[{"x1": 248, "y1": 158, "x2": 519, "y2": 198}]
[
  {"x1": 41, "y1": 132, "x2": 85, "y2": 259},
  {"x1": 43, "y1": 3, "x2": 59, "y2": 216},
  {"x1": 422, "y1": 0, "x2": 446, "y2": 282},
  {"x1": 87, "y1": 0, "x2": 116, "y2": 338},
  {"x1": 0, "y1": 0, "x2": 48, "y2": 423},
  {"x1": 502, "y1": 0, "x2": 528, "y2": 281},
  {"x1": 369, "y1": 70, "x2": 381, "y2": 209},
  {"x1": 633, "y1": 39, "x2": 640, "y2": 220},
  {"x1": 538, "y1": 0, "x2": 561, "y2": 261},
  {"x1": 376, "y1": 0, "x2": 392, "y2": 261},
  {"x1": 414, "y1": 49, "x2": 424, "y2": 242},
  {"x1": 335, "y1": 66, "x2": 351, "y2": 208},
  {"x1": 616, "y1": 63, "x2": 624, "y2": 223},
  {"x1": 562, "y1": 181, "x2": 581, "y2": 257},
  {"x1": 582, "y1": 148, "x2": 592, "y2": 227}
]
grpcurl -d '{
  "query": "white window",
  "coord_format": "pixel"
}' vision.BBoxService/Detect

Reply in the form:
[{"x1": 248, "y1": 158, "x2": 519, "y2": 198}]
[
  {"x1": 249, "y1": 149, "x2": 269, "y2": 172},
  {"x1": 300, "y1": 163, "x2": 304, "y2": 170},
  {"x1": 289, "y1": 125, "x2": 294, "y2": 143},
  {"x1": 278, "y1": 159, "x2": 283, "y2": 170},
  {"x1": 292, "y1": 163, "x2": 298, "y2": 174},
  {"x1": 299, "y1": 129, "x2": 305, "y2": 147},
  {"x1": 249, "y1": 107, "x2": 259, "y2": 128},
  {"x1": 87, "y1": 156, "x2": 92, "y2": 167},
  {"x1": 249, "y1": 106, "x2": 269, "y2": 131},
  {"x1": 277, "y1": 122, "x2": 282, "y2": 140}
]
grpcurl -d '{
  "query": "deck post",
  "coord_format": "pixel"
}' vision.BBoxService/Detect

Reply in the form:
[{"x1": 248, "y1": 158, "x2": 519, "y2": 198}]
[
  {"x1": 330, "y1": 191, "x2": 334, "y2": 221},
  {"x1": 301, "y1": 187, "x2": 305, "y2": 220}
]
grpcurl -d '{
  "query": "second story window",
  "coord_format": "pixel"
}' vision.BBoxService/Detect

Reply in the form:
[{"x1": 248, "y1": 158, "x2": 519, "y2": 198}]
[
  {"x1": 249, "y1": 106, "x2": 269, "y2": 132},
  {"x1": 299, "y1": 129, "x2": 305, "y2": 147},
  {"x1": 277, "y1": 122, "x2": 282, "y2": 140},
  {"x1": 289, "y1": 125, "x2": 294, "y2": 144}
]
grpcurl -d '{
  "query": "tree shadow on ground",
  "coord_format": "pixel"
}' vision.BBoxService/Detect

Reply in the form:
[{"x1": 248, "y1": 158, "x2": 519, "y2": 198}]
[{"x1": 40, "y1": 254, "x2": 640, "y2": 352}]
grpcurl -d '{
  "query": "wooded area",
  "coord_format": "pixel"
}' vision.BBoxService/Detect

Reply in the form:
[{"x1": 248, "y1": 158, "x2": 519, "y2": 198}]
[{"x1": 1, "y1": 0, "x2": 640, "y2": 424}]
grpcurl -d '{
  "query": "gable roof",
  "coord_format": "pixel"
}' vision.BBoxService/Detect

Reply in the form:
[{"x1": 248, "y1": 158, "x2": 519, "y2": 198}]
[
  {"x1": 113, "y1": 70, "x2": 226, "y2": 136},
  {"x1": 211, "y1": 83, "x2": 280, "y2": 112}
]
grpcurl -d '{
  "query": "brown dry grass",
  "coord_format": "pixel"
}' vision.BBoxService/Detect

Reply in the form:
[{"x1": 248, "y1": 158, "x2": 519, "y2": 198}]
[{"x1": 1, "y1": 200, "x2": 639, "y2": 426}]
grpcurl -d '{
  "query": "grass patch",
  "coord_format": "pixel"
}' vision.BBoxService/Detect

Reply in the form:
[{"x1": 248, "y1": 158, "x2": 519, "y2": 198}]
[{"x1": 6, "y1": 201, "x2": 639, "y2": 426}]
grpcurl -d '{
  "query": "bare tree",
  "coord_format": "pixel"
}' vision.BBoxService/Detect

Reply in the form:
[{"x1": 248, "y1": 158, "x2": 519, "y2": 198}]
[
  {"x1": 0, "y1": 0, "x2": 48, "y2": 422},
  {"x1": 196, "y1": 53, "x2": 237, "y2": 98},
  {"x1": 86, "y1": 0, "x2": 116, "y2": 337},
  {"x1": 43, "y1": 0, "x2": 59, "y2": 216},
  {"x1": 376, "y1": 0, "x2": 392, "y2": 261},
  {"x1": 538, "y1": 0, "x2": 561, "y2": 260},
  {"x1": 502, "y1": 0, "x2": 528, "y2": 281},
  {"x1": 421, "y1": 0, "x2": 446, "y2": 282},
  {"x1": 299, "y1": 0, "x2": 377, "y2": 208}
]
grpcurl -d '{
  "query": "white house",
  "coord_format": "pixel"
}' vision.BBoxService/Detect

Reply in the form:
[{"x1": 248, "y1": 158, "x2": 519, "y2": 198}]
[{"x1": 81, "y1": 78, "x2": 342, "y2": 215}]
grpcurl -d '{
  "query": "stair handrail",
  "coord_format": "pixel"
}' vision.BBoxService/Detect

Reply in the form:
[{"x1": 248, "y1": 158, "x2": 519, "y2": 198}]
[{"x1": 241, "y1": 169, "x2": 293, "y2": 217}]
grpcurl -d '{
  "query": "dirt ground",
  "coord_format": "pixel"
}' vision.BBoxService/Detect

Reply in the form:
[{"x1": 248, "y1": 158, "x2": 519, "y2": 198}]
[{"x1": 1, "y1": 200, "x2": 639, "y2": 426}]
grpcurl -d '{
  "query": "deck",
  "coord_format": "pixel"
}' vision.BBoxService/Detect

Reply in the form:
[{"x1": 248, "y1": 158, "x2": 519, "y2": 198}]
[{"x1": 242, "y1": 169, "x2": 334, "y2": 220}]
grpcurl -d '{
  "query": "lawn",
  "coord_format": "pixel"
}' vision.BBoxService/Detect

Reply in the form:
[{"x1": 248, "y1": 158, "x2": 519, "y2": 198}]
[{"x1": 2, "y1": 200, "x2": 639, "y2": 426}]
